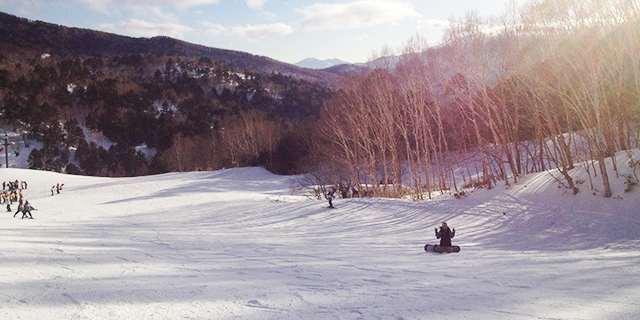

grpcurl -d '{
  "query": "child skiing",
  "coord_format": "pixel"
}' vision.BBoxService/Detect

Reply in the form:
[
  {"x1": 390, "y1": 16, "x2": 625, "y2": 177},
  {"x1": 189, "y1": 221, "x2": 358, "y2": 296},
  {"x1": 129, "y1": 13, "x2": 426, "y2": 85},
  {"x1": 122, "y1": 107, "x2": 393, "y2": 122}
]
[
  {"x1": 21, "y1": 200, "x2": 34, "y2": 219},
  {"x1": 13, "y1": 199, "x2": 24, "y2": 218}
]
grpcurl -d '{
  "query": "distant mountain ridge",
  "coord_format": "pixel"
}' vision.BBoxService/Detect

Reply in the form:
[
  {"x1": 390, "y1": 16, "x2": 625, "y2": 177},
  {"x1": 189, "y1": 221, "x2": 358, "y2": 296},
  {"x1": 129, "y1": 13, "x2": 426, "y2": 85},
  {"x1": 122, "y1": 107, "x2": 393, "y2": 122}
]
[
  {"x1": 294, "y1": 58, "x2": 351, "y2": 70},
  {"x1": 313, "y1": 55, "x2": 403, "y2": 77},
  {"x1": 0, "y1": 11, "x2": 341, "y2": 85}
]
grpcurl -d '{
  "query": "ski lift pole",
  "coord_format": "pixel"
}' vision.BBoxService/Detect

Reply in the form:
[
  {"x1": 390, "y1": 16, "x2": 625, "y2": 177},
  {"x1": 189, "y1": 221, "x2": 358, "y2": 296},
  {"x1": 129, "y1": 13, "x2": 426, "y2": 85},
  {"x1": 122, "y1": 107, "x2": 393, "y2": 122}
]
[{"x1": 2, "y1": 137, "x2": 8, "y2": 168}]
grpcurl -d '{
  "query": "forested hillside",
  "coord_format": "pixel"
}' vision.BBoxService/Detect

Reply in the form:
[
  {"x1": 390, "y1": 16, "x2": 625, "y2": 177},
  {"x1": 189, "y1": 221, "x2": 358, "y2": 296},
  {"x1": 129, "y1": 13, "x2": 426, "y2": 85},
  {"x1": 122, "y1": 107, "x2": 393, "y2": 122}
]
[
  {"x1": 310, "y1": 0, "x2": 640, "y2": 199},
  {"x1": 0, "y1": 12, "x2": 341, "y2": 84},
  {"x1": 0, "y1": 11, "x2": 335, "y2": 176}
]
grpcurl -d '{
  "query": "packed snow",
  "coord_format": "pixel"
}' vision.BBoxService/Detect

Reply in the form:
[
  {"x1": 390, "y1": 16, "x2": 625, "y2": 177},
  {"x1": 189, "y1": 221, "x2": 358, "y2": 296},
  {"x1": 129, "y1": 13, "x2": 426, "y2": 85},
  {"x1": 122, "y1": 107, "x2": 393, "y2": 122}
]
[{"x1": 1, "y1": 154, "x2": 639, "y2": 319}]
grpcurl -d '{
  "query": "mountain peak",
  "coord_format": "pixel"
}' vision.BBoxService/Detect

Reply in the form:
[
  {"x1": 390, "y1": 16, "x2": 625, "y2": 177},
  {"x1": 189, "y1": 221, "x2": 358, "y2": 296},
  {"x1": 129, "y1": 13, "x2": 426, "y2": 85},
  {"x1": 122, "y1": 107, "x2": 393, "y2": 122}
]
[{"x1": 294, "y1": 57, "x2": 350, "y2": 69}]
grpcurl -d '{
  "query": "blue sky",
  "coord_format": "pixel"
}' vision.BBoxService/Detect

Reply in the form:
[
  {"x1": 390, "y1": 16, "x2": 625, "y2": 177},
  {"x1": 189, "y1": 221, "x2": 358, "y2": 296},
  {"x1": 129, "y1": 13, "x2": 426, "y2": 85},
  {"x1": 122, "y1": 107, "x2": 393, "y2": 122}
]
[{"x1": 0, "y1": 0, "x2": 520, "y2": 64}]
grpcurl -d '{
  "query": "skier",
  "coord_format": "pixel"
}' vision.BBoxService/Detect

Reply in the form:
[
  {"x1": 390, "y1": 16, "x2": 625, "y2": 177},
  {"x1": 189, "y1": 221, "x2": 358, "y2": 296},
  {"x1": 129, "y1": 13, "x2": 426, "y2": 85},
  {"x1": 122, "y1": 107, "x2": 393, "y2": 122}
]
[
  {"x1": 435, "y1": 222, "x2": 456, "y2": 253},
  {"x1": 13, "y1": 199, "x2": 24, "y2": 218},
  {"x1": 21, "y1": 200, "x2": 34, "y2": 219},
  {"x1": 56, "y1": 183, "x2": 60, "y2": 194},
  {"x1": 51, "y1": 186, "x2": 55, "y2": 196},
  {"x1": 326, "y1": 188, "x2": 335, "y2": 208}
]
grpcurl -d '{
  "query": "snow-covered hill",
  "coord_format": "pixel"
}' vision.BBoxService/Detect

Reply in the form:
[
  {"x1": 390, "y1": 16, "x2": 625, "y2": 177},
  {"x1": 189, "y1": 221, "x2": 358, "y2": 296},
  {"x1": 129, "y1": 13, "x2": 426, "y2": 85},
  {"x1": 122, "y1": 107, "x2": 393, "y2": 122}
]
[
  {"x1": 1, "y1": 156, "x2": 639, "y2": 319},
  {"x1": 294, "y1": 57, "x2": 350, "y2": 69}
]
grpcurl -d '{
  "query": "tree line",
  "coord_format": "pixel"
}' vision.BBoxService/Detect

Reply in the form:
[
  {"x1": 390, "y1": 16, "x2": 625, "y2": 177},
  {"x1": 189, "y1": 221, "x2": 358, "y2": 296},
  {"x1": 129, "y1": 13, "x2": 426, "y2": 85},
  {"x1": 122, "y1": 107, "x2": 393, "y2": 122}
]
[
  {"x1": 0, "y1": 52, "x2": 332, "y2": 176},
  {"x1": 306, "y1": 0, "x2": 639, "y2": 199}
]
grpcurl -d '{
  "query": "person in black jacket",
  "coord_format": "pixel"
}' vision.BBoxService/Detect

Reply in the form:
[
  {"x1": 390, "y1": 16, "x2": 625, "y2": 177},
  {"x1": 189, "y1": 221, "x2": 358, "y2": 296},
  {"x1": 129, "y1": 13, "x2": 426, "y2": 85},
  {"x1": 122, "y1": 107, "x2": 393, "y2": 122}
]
[
  {"x1": 326, "y1": 188, "x2": 335, "y2": 208},
  {"x1": 13, "y1": 199, "x2": 24, "y2": 218},
  {"x1": 435, "y1": 222, "x2": 456, "y2": 253}
]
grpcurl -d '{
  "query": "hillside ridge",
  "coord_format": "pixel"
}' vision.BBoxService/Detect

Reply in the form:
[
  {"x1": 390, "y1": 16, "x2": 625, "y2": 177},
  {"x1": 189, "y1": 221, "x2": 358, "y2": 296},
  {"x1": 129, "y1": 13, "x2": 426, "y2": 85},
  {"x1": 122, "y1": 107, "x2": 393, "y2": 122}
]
[{"x1": 0, "y1": 11, "x2": 341, "y2": 85}]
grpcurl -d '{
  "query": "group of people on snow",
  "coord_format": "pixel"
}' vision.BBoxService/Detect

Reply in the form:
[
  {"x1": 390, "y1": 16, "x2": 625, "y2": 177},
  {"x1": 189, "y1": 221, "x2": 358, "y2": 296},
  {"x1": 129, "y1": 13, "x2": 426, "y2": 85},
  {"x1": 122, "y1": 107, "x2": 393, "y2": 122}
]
[
  {"x1": 3, "y1": 179, "x2": 36, "y2": 219},
  {"x1": 3, "y1": 180, "x2": 27, "y2": 191},
  {"x1": 51, "y1": 183, "x2": 64, "y2": 196},
  {"x1": 2, "y1": 181, "x2": 26, "y2": 206},
  {"x1": 2, "y1": 180, "x2": 67, "y2": 220},
  {"x1": 1, "y1": 189, "x2": 19, "y2": 205},
  {"x1": 13, "y1": 197, "x2": 35, "y2": 219}
]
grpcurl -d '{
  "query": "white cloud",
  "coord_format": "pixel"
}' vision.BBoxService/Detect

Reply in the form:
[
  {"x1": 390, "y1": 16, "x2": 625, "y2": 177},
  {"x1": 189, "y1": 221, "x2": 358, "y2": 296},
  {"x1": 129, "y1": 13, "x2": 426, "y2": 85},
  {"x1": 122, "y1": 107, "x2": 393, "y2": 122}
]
[
  {"x1": 73, "y1": 0, "x2": 109, "y2": 12},
  {"x1": 298, "y1": 0, "x2": 420, "y2": 31},
  {"x1": 201, "y1": 21, "x2": 293, "y2": 41},
  {"x1": 260, "y1": 10, "x2": 278, "y2": 20},
  {"x1": 231, "y1": 23, "x2": 293, "y2": 41},
  {"x1": 246, "y1": 0, "x2": 267, "y2": 10},
  {"x1": 201, "y1": 21, "x2": 228, "y2": 36},
  {"x1": 243, "y1": 0, "x2": 276, "y2": 20},
  {"x1": 99, "y1": 19, "x2": 194, "y2": 39},
  {"x1": 129, "y1": 6, "x2": 177, "y2": 21}
]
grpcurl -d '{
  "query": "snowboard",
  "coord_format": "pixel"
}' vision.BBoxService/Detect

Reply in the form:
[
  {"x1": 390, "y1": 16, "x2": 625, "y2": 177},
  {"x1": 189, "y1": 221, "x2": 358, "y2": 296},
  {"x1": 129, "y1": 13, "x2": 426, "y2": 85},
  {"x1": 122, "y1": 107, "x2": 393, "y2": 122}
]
[{"x1": 424, "y1": 244, "x2": 461, "y2": 253}]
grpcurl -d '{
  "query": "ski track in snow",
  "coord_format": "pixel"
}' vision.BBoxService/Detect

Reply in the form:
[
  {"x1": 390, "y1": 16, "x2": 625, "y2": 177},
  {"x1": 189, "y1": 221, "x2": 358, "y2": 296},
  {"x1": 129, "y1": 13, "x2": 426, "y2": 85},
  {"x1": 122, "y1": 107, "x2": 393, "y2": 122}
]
[{"x1": 0, "y1": 166, "x2": 639, "y2": 319}]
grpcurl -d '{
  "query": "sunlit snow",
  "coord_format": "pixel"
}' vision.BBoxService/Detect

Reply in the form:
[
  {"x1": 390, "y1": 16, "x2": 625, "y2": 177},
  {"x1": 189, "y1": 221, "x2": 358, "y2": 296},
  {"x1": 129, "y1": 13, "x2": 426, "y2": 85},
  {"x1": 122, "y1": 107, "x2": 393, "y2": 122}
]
[{"x1": 1, "y1": 161, "x2": 639, "y2": 319}]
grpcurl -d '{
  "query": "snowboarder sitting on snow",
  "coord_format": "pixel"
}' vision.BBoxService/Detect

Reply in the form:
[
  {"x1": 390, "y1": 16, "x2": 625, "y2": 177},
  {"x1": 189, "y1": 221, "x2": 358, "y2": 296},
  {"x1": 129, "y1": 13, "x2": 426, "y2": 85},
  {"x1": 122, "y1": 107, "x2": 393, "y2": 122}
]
[
  {"x1": 435, "y1": 222, "x2": 456, "y2": 253},
  {"x1": 21, "y1": 200, "x2": 34, "y2": 219}
]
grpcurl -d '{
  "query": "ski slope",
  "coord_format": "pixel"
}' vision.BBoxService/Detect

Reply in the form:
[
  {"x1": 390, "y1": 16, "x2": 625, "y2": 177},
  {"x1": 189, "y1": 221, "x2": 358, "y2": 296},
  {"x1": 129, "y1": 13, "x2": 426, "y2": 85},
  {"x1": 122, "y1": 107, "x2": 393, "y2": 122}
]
[{"x1": 1, "y1": 157, "x2": 639, "y2": 319}]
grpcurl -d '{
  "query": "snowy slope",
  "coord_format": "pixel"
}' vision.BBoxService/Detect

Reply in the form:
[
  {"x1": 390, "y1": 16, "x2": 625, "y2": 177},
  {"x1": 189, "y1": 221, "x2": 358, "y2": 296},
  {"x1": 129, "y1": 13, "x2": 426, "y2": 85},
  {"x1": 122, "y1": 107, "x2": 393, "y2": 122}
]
[
  {"x1": 1, "y1": 160, "x2": 639, "y2": 319},
  {"x1": 294, "y1": 58, "x2": 350, "y2": 69}
]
